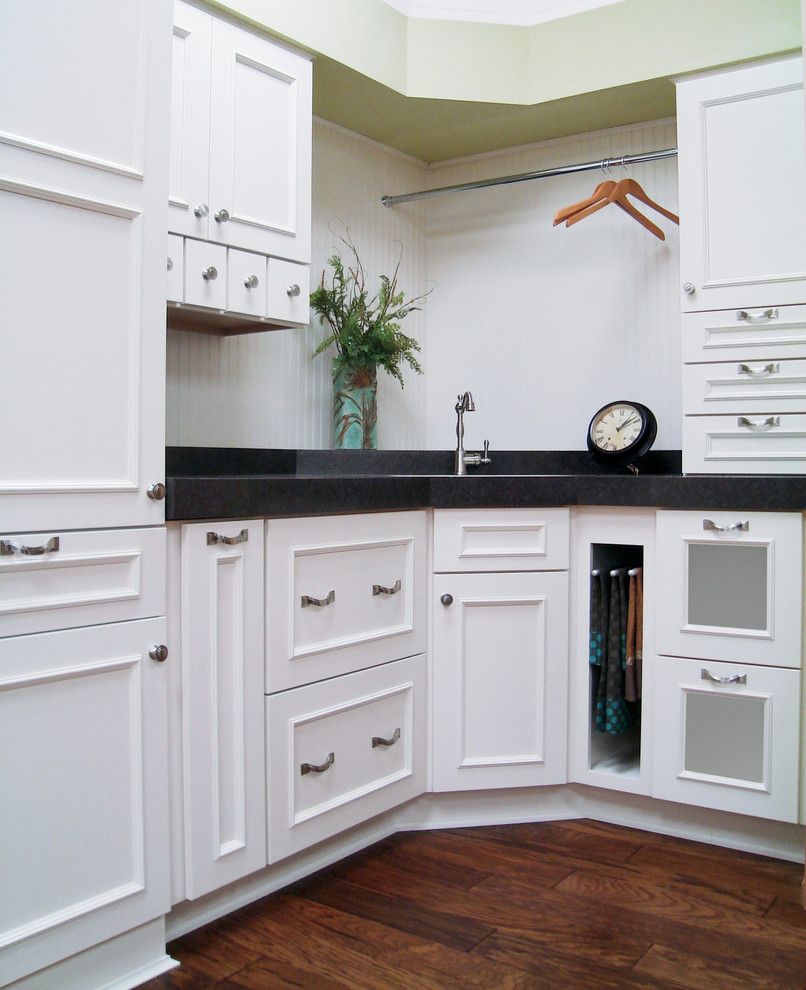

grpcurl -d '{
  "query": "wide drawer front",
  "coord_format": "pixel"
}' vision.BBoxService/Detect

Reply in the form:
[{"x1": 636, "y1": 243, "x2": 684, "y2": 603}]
[
  {"x1": 0, "y1": 527, "x2": 165, "y2": 637},
  {"x1": 266, "y1": 511, "x2": 427, "y2": 692},
  {"x1": 266, "y1": 655, "x2": 426, "y2": 863},
  {"x1": 652, "y1": 656, "x2": 800, "y2": 823},
  {"x1": 682, "y1": 305, "x2": 806, "y2": 363},
  {"x1": 434, "y1": 508, "x2": 569, "y2": 573},
  {"x1": 682, "y1": 414, "x2": 806, "y2": 474},
  {"x1": 683, "y1": 358, "x2": 806, "y2": 414}
]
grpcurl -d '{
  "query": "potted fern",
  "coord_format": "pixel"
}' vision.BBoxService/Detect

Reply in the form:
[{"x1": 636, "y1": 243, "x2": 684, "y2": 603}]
[{"x1": 310, "y1": 236, "x2": 427, "y2": 449}]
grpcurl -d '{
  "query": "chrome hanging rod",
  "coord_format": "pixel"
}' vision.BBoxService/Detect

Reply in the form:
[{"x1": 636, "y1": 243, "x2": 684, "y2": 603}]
[{"x1": 380, "y1": 147, "x2": 678, "y2": 208}]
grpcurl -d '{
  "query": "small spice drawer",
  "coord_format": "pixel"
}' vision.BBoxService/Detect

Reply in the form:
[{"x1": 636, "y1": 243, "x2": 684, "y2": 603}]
[
  {"x1": 682, "y1": 413, "x2": 806, "y2": 474},
  {"x1": 434, "y1": 508, "x2": 569, "y2": 573},
  {"x1": 682, "y1": 305, "x2": 806, "y2": 363},
  {"x1": 0, "y1": 527, "x2": 166, "y2": 637},
  {"x1": 167, "y1": 234, "x2": 184, "y2": 303},
  {"x1": 266, "y1": 654, "x2": 426, "y2": 863},
  {"x1": 682, "y1": 358, "x2": 806, "y2": 414},
  {"x1": 227, "y1": 247, "x2": 267, "y2": 318},
  {"x1": 265, "y1": 511, "x2": 427, "y2": 693},
  {"x1": 267, "y1": 258, "x2": 310, "y2": 325},
  {"x1": 184, "y1": 238, "x2": 227, "y2": 309}
]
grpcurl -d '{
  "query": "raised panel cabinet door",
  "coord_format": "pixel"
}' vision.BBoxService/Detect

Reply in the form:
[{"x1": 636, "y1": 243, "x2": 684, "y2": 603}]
[
  {"x1": 432, "y1": 571, "x2": 569, "y2": 792},
  {"x1": 655, "y1": 510, "x2": 802, "y2": 666},
  {"x1": 169, "y1": 0, "x2": 212, "y2": 238},
  {"x1": 0, "y1": 0, "x2": 171, "y2": 532},
  {"x1": 0, "y1": 618, "x2": 169, "y2": 986},
  {"x1": 181, "y1": 521, "x2": 266, "y2": 899},
  {"x1": 208, "y1": 20, "x2": 312, "y2": 262},
  {"x1": 677, "y1": 56, "x2": 806, "y2": 311},
  {"x1": 652, "y1": 656, "x2": 800, "y2": 822}
]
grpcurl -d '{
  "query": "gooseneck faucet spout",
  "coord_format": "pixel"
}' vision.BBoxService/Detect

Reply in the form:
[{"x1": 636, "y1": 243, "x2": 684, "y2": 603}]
[{"x1": 454, "y1": 391, "x2": 490, "y2": 476}]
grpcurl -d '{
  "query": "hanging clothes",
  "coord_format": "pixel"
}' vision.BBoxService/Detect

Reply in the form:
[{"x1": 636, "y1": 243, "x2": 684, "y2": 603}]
[
  {"x1": 625, "y1": 568, "x2": 643, "y2": 702},
  {"x1": 590, "y1": 567, "x2": 640, "y2": 734}
]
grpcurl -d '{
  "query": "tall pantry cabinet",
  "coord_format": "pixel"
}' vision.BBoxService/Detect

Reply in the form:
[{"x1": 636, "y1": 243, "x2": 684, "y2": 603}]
[{"x1": 0, "y1": 1, "x2": 173, "y2": 986}]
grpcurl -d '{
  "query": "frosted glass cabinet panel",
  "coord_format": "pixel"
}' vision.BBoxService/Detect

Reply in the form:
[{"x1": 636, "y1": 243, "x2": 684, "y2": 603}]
[
  {"x1": 656, "y1": 511, "x2": 802, "y2": 667},
  {"x1": 653, "y1": 656, "x2": 800, "y2": 822}
]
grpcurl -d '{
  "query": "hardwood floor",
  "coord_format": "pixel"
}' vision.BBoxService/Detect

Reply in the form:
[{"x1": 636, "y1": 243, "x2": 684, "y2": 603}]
[{"x1": 142, "y1": 820, "x2": 806, "y2": 989}]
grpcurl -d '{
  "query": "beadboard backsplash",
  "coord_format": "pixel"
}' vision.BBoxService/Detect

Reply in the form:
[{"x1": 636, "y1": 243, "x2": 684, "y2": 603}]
[
  {"x1": 166, "y1": 119, "x2": 429, "y2": 449},
  {"x1": 167, "y1": 117, "x2": 680, "y2": 450}
]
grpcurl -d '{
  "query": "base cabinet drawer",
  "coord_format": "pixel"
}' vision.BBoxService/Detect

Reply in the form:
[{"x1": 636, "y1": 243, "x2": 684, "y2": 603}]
[
  {"x1": 434, "y1": 508, "x2": 569, "y2": 573},
  {"x1": 266, "y1": 511, "x2": 426, "y2": 692},
  {"x1": 682, "y1": 413, "x2": 806, "y2": 474},
  {"x1": 652, "y1": 656, "x2": 800, "y2": 822},
  {"x1": 683, "y1": 358, "x2": 806, "y2": 415},
  {"x1": 266, "y1": 655, "x2": 425, "y2": 863},
  {"x1": 0, "y1": 527, "x2": 165, "y2": 637}
]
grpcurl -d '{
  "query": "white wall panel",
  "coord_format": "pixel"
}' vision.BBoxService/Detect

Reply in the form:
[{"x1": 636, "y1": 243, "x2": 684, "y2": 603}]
[
  {"x1": 425, "y1": 119, "x2": 680, "y2": 450},
  {"x1": 167, "y1": 119, "x2": 428, "y2": 449}
]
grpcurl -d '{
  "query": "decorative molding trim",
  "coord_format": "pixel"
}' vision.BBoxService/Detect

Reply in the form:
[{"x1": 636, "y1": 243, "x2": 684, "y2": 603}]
[
  {"x1": 0, "y1": 654, "x2": 138, "y2": 691},
  {"x1": 0, "y1": 177, "x2": 140, "y2": 219},
  {"x1": 0, "y1": 131, "x2": 144, "y2": 180}
]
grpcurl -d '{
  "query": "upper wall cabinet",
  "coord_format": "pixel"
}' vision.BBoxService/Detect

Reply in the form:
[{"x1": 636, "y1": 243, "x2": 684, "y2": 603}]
[
  {"x1": 677, "y1": 57, "x2": 806, "y2": 313},
  {"x1": 169, "y1": 1, "x2": 312, "y2": 264},
  {"x1": 0, "y1": 0, "x2": 171, "y2": 533}
]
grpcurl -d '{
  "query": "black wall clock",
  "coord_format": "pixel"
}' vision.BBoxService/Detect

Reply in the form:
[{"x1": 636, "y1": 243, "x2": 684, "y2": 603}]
[{"x1": 587, "y1": 400, "x2": 657, "y2": 465}]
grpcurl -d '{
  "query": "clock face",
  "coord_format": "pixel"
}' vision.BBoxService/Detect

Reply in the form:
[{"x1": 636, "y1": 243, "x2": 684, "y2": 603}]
[{"x1": 589, "y1": 403, "x2": 645, "y2": 453}]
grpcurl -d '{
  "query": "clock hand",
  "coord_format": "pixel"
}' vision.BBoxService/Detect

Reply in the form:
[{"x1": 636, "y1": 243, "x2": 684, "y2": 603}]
[{"x1": 617, "y1": 416, "x2": 639, "y2": 433}]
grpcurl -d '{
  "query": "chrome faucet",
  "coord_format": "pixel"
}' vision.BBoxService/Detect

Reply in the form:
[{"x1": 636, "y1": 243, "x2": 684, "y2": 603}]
[{"x1": 454, "y1": 391, "x2": 491, "y2": 475}]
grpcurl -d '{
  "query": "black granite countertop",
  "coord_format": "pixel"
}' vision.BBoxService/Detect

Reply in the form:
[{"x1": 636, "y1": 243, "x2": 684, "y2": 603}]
[{"x1": 165, "y1": 447, "x2": 806, "y2": 520}]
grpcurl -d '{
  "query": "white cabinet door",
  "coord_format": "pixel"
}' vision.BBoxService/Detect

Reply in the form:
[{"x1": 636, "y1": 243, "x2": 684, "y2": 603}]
[
  {"x1": 653, "y1": 656, "x2": 800, "y2": 822},
  {"x1": 180, "y1": 521, "x2": 266, "y2": 899},
  {"x1": 0, "y1": 618, "x2": 169, "y2": 986},
  {"x1": 208, "y1": 19, "x2": 312, "y2": 262},
  {"x1": 432, "y1": 571, "x2": 568, "y2": 791},
  {"x1": 656, "y1": 510, "x2": 802, "y2": 666},
  {"x1": 266, "y1": 656, "x2": 426, "y2": 863},
  {"x1": 169, "y1": 0, "x2": 212, "y2": 239},
  {"x1": 677, "y1": 56, "x2": 806, "y2": 312},
  {"x1": 0, "y1": 0, "x2": 171, "y2": 532}
]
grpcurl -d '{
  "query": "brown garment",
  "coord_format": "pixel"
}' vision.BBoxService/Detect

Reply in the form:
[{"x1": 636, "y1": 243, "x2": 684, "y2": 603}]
[{"x1": 625, "y1": 568, "x2": 643, "y2": 701}]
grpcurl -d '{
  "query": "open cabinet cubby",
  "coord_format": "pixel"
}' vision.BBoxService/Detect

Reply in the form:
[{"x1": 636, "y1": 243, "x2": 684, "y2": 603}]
[{"x1": 588, "y1": 542, "x2": 644, "y2": 780}]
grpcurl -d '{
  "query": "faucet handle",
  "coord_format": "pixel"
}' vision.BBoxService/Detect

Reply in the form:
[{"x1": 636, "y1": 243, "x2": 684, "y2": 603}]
[{"x1": 480, "y1": 440, "x2": 491, "y2": 464}]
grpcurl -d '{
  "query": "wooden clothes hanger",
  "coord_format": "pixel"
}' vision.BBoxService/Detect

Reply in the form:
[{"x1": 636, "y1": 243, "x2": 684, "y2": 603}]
[{"x1": 554, "y1": 169, "x2": 679, "y2": 240}]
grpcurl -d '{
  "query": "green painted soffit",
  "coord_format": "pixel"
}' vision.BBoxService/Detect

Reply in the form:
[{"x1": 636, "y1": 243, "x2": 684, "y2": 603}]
[{"x1": 211, "y1": 0, "x2": 801, "y2": 161}]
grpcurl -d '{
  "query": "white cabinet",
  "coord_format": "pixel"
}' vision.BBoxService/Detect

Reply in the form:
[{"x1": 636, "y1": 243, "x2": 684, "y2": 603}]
[
  {"x1": 432, "y1": 570, "x2": 569, "y2": 792},
  {"x1": 653, "y1": 656, "x2": 800, "y2": 823},
  {"x1": 0, "y1": 618, "x2": 170, "y2": 986},
  {"x1": 683, "y1": 413, "x2": 806, "y2": 474},
  {"x1": 682, "y1": 306, "x2": 806, "y2": 363},
  {"x1": 169, "y1": 0, "x2": 312, "y2": 265},
  {"x1": 266, "y1": 511, "x2": 427, "y2": 693},
  {"x1": 677, "y1": 56, "x2": 806, "y2": 312},
  {"x1": 179, "y1": 521, "x2": 266, "y2": 900},
  {"x1": 433, "y1": 507, "x2": 569, "y2": 572},
  {"x1": 656, "y1": 510, "x2": 802, "y2": 667},
  {"x1": 266, "y1": 655, "x2": 426, "y2": 863},
  {"x1": 0, "y1": 0, "x2": 171, "y2": 533}
]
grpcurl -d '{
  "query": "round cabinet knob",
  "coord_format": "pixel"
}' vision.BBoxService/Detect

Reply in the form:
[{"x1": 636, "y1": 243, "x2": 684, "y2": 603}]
[
  {"x1": 683, "y1": 281, "x2": 696, "y2": 295},
  {"x1": 194, "y1": 203, "x2": 209, "y2": 218},
  {"x1": 286, "y1": 283, "x2": 301, "y2": 298},
  {"x1": 440, "y1": 593, "x2": 454, "y2": 607},
  {"x1": 214, "y1": 208, "x2": 230, "y2": 223},
  {"x1": 147, "y1": 482, "x2": 166, "y2": 501},
  {"x1": 167, "y1": 257, "x2": 173, "y2": 271},
  {"x1": 149, "y1": 644, "x2": 169, "y2": 663},
  {"x1": 202, "y1": 266, "x2": 218, "y2": 281},
  {"x1": 244, "y1": 274, "x2": 259, "y2": 289}
]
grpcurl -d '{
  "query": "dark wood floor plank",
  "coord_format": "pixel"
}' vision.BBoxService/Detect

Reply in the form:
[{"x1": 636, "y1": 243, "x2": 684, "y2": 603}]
[
  {"x1": 166, "y1": 928, "x2": 264, "y2": 982},
  {"x1": 461, "y1": 818, "x2": 648, "y2": 865},
  {"x1": 765, "y1": 894, "x2": 806, "y2": 926},
  {"x1": 633, "y1": 943, "x2": 801, "y2": 990},
  {"x1": 298, "y1": 874, "x2": 494, "y2": 951}
]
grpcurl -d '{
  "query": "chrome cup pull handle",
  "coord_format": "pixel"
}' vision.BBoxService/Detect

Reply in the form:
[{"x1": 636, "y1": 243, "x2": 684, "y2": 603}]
[
  {"x1": 301, "y1": 589, "x2": 335, "y2": 609},
  {"x1": 737, "y1": 362, "x2": 779, "y2": 377},
  {"x1": 736, "y1": 308, "x2": 778, "y2": 322},
  {"x1": 372, "y1": 579, "x2": 402, "y2": 597},
  {"x1": 286, "y1": 283, "x2": 301, "y2": 297},
  {"x1": 701, "y1": 668, "x2": 747, "y2": 686},
  {"x1": 202, "y1": 266, "x2": 218, "y2": 281},
  {"x1": 0, "y1": 536, "x2": 60, "y2": 557},
  {"x1": 703, "y1": 519, "x2": 749, "y2": 533},
  {"x1": 300, "y1": 752, "x2": 334, "y2": 775},
  {"x1": 206, "y1": 529, "x2": 248, "y2": 546},
  {"x1": 738, "y1": 416, "x2": 780, "y2": 429},
  {"x1": 372, "y1": 727, "x2": 401, "y2": 749}
]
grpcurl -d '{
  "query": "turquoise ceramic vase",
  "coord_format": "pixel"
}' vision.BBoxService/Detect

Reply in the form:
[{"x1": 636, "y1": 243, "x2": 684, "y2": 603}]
[{"x1": 333, "y1": 361, "x2": 378, "y2": 449}]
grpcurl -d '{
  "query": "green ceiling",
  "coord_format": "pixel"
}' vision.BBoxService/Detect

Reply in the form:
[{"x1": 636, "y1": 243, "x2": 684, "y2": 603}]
[{"x1": 214, "y1": 0, "x2": 801, "y2": 162}]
